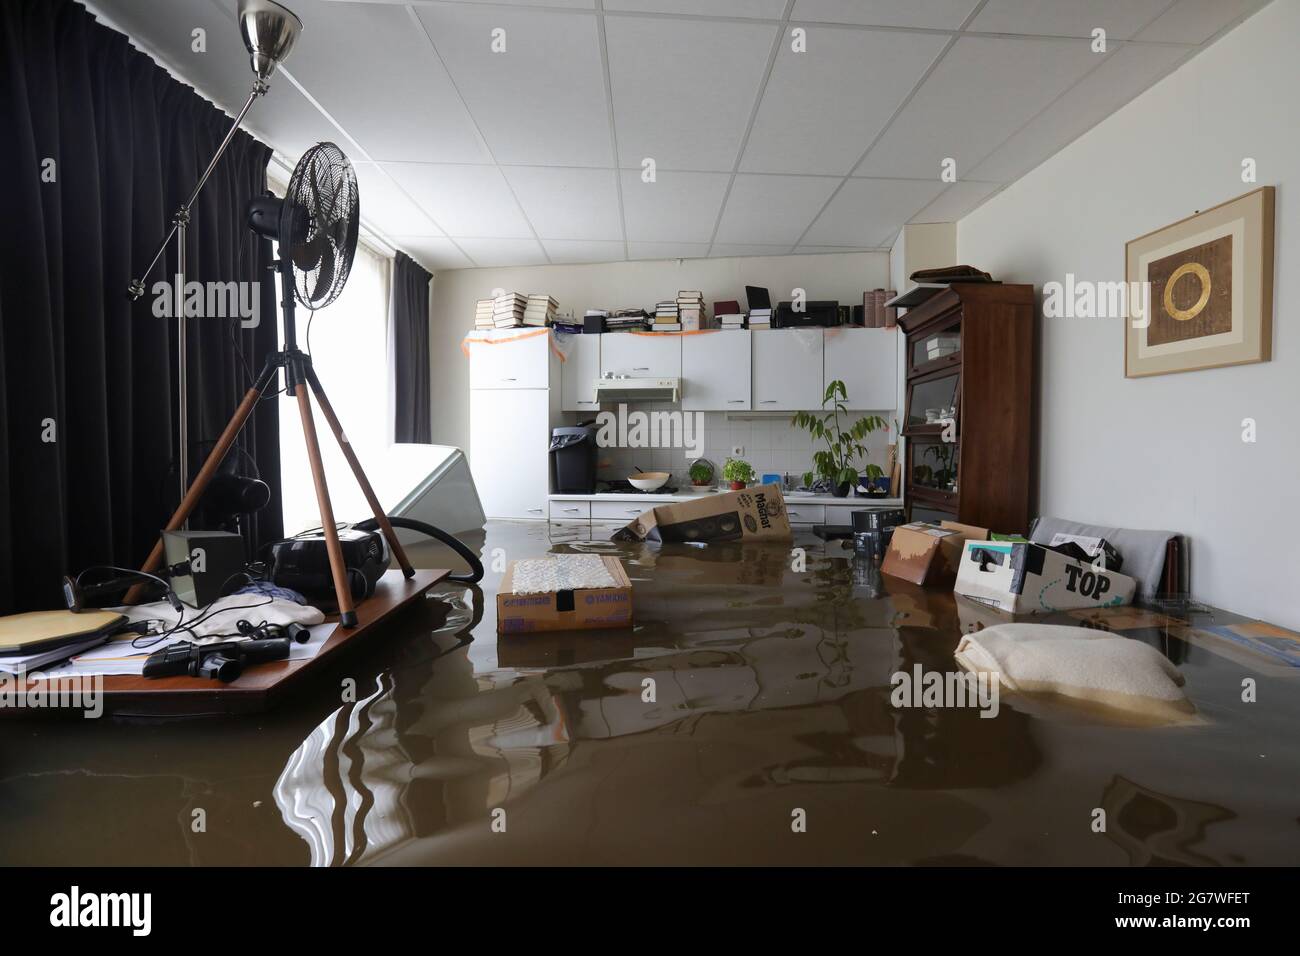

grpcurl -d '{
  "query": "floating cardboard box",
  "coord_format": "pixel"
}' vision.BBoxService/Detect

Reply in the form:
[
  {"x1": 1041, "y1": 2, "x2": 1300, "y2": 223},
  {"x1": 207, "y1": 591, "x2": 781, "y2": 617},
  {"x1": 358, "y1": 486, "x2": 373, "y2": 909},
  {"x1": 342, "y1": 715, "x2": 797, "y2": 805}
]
[
  {"x1": 953, "y1": 540, "x2": 1137, "y2": 614},
  {"x1": 497, "y1": 554, "x2": 633, "y2": 634},
  {"x1": 612, "y1": 484, "x2": 792, "y2": 544},
  {"x1": 881, "y1": 521, "x2": 988, "y2": 586}
]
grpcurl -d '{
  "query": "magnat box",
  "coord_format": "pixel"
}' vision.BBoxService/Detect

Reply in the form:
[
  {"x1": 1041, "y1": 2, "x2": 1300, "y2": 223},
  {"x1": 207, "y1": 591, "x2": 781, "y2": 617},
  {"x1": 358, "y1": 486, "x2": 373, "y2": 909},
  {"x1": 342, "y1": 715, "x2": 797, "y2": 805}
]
[{"x1": 612, "y1": 484, "x2": 792, "y2": 544}]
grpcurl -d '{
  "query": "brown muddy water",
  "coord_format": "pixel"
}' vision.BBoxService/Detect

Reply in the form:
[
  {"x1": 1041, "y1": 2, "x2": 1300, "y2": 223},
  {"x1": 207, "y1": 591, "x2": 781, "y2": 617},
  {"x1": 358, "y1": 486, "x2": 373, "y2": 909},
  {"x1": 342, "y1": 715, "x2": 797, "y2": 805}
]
[{"x1": 2, "y1": 520, "x2": 1297, "y2": 866}]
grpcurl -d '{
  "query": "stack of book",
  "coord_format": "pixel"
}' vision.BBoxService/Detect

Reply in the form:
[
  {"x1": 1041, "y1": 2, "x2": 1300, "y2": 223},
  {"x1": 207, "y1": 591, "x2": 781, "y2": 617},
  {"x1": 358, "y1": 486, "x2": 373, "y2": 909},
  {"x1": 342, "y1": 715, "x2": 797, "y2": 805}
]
[
  {"x1": 473, "y1": 298, "x2": 494, "y2": 330},
  {"x1": 493, "y1": 292, "x2": 526, "y2": 328},
  {"x1": 523, "y1": 294, "x2": 558, "y2": 327},
  {"x1": 747, "y1": 306, "x2": 772, "y2": 330},
  {"x1": 653, "y1": 299, "x2": 681, "y2": 332},
  {"x1": 605, "y1": 308, "x2": 649, "y2": 332},
  {"x1": 713, "y1": 299, "x2": 742, "y2": 331},
  {"x1": 677, "y1": 290, "x2": 708, "y2": 330}
]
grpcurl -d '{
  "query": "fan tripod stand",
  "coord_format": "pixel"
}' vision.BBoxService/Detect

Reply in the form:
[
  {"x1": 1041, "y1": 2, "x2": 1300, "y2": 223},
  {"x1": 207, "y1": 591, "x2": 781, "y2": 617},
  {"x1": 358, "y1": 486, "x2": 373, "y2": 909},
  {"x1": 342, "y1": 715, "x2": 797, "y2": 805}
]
[{"x1": 125, "y1": 344, "x2": 415, "y2": 627}]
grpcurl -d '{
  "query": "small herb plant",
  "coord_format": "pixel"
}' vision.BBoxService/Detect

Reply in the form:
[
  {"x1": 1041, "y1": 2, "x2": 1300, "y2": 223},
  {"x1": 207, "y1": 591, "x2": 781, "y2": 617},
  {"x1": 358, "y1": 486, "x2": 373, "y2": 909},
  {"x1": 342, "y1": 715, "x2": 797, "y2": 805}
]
[
  {"x1": 792, "y1": 380, "x2": 887, "y2": 490},
  {"x1": 689, "y1": 460, "x2": 715, "y2": 485},
  {"x1": 722, "y1": 457, "x2": 755, "y2": 487}
]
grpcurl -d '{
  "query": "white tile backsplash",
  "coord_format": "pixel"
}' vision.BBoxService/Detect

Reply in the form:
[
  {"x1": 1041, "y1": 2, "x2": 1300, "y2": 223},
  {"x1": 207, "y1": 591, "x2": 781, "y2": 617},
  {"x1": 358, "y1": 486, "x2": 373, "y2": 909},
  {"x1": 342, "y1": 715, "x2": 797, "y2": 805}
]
[{"x1": 583, "y1": 404, "x2": 896, "y2": 488}]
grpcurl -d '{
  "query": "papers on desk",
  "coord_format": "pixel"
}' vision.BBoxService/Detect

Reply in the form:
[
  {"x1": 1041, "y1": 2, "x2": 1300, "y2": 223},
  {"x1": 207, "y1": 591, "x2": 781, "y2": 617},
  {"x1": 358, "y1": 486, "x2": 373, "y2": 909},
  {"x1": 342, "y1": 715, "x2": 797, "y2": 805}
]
[
  {"x1": 37, "y1": 621, "x2": 338, "y2": 679},
  {"x1": 0, "y1": 635, "x2": 109, "y2": 674}
]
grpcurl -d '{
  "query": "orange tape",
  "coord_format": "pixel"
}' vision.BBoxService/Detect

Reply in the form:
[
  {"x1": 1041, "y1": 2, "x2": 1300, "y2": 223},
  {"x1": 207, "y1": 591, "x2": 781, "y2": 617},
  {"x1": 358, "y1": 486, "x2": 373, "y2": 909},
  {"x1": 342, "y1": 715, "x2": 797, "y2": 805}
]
[{"x1": 460, "y1": 327, "x2": 564, "y2": 361}]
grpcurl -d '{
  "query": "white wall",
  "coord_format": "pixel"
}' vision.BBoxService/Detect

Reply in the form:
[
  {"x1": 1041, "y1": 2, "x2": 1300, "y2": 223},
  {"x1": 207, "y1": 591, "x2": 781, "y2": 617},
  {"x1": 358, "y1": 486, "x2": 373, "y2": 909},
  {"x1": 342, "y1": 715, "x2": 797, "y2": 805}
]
[
  {"x1": 429, "y1": 251, "x2": 890, "y2": 455},
  {"x1": 957, "y1": 0, "x2": 1297, "y2": 628}
]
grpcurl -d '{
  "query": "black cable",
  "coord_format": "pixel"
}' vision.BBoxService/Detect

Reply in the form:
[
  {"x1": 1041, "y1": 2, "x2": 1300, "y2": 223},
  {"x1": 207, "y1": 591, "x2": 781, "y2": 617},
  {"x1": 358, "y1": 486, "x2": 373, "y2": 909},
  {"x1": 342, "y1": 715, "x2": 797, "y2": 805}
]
[{"x1": 354, "y1": 516, "x2": 484, "y2": 584}]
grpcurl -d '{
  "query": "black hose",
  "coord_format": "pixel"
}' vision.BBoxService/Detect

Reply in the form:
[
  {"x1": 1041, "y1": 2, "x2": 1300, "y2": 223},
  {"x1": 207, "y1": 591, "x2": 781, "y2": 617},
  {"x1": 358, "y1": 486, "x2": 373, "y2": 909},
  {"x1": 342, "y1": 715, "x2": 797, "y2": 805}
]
[{"x1": 355, "y1": 515, "x2": 484, "y2": 584}]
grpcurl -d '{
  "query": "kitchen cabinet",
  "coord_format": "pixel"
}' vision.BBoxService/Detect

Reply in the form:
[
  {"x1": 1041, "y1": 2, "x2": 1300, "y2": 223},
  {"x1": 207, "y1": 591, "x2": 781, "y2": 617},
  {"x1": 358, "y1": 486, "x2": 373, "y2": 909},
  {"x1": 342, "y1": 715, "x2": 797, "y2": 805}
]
[
  {"x1": 823, "y1": 327, "x2": 897, "y2": 410},
  {"x1": 560, "y1": 333, "x2": 601, "y2": 412},
  {"x1": 751, "y1": 329, "x2": 823, "y2": 411},
  {"x1": 468, "y1": 329, "x2": 552, "y2": 390},
  {"x1": 682, "y1": 330, "x2": 750, "y2": 411},
  {"x1": 600, "y1": 331, "x2": 681, "y2": 380},
  {"x1": 469, "y1": 388, "x2": 550, "y2": 519}
]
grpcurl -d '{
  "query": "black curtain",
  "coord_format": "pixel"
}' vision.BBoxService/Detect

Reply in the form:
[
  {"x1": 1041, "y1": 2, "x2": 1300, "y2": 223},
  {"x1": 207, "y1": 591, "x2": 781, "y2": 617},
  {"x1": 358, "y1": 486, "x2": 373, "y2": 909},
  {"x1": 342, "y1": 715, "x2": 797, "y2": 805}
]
[
  {"x1": 391, "y1": 250, "x2": 432, "y2": 444},
  {"x1": 0, "y1": 0, "x2": 283, "y2": 614}
]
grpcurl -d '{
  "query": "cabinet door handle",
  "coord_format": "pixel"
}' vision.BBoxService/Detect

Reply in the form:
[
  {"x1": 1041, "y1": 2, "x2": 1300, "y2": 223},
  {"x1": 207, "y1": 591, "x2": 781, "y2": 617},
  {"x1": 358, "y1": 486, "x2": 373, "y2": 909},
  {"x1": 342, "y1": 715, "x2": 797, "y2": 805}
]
[
  {"x1": 501, "y1": 377, "x2": 517, "y2": 382},
  {"x1": 759, "y1": 399, "x2": 777, "y2": 404},
  {"x1": 727, "y1": 399, "x2": 745, "y2": 404},
  {"x1": 563, "y1": 508, "x2": 581, "y2": 513},
  {"x1": 527, "y1": 508, "x2": 543, "y2": 514},
  {"x1": 633, "y1": 367, "x2": 650, "y2": 371},
  {"x1": 626, "y1": 508, "x2": 641, "y2": 514}
]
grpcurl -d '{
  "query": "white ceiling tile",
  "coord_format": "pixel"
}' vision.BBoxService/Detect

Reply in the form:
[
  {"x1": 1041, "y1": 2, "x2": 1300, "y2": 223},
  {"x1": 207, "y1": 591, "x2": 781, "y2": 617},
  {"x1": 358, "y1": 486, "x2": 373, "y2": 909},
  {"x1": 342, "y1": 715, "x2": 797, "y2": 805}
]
[
  {"x1": 605, "y1": 0, "x2": 788, "y2": 16},
  {"x1": 353, "y1": 163, "x2": 443, "y2": 236},
  {"x1": 803, "y1": 178, "x2": 945, "y2": 247},
  {"x1": 1134, "y1": 0, "x2": 1269, "y2": 45},
  {"x1": 411, "y1": 0, "x2": 596, "y2": 8},
  {"x1": 619, "y1": 170, "x2": 731, "y2": 242},
  {"x1": 412, "y1": 5, "x2": 612, "y2": 166},
  {"x1": 454, "y1": 238, "x2": 550, "y2": 268},
  {"x1": 382, "y1": 164, "x2": 533, "y2": 238},
  {"x1": 542, "y1": 240, "x2": 628, "y2": 263},
  {"x1": 714, "y1": 174, "x2": 841, "y2": 244},
  {"x1": 741, "y1": 28, "x2": 949, "y2": 175},
  {"x1": 792, "y1": 0, "x2": 981, "y2": 30},
  {"x1": 795, "y1": 246, "x2": 881, "y2": 253},
  {"x1": 283, "y1": 1, "x2": 488, "y2": 164},
  {"x1": 390, "y1": 236, "x2": 474, "y2": 272},
  {"x1": 709, "y1": 243, "x2": 795, "y2": 257},
  {"x1": 503, "y1": 167, "x2": 622, "y2": 240},
  {"x1": 606, "y1": 17, "x2": 777, "y2": 171},
  {"x1": 968, "y1": 0, "x2": 1170, "y2": 40},
  {"x1": 969, "y1": 41, "x2": 1191, "y2": 183},
  {"x1": 855, "y1": 35, "x2": 1101, "y2": 179},
  {"x1": 627, "y1": 242, "x2": 713, "y2": 260},
  {"x1": 909, "y1": 180, "x2": 1002, "y2": 223}
]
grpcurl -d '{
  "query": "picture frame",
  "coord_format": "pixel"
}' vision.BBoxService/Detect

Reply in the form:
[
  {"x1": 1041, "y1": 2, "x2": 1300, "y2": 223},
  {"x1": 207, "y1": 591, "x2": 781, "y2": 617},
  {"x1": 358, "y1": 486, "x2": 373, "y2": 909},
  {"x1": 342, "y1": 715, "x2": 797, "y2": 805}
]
[{"x1": 1125, "y1": 186, "x2": 1274, "y2": 377}]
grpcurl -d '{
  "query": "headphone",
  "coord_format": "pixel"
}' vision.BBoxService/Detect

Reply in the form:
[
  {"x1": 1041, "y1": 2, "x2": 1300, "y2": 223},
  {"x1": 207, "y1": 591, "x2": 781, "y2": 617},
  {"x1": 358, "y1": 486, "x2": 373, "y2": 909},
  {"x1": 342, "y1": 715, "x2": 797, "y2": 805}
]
[{"x1": 63, "y1": 566, "x2": 184, "y2": 613}]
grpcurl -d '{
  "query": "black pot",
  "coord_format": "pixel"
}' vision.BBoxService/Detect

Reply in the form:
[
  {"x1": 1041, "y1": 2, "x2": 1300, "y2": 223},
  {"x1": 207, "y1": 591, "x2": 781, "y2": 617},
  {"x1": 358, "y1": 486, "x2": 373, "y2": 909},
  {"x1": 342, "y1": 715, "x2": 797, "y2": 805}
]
[{"x1": 832, "y1": 481, "x2": 852, "y2": 498}]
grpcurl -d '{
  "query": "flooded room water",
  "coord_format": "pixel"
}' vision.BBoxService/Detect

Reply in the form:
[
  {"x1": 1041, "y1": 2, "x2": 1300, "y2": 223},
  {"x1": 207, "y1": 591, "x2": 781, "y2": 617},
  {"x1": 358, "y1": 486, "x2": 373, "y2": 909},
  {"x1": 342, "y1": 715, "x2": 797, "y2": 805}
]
[{"x1": 2, "y1": 520, "x2": 1297, "y2": 866}]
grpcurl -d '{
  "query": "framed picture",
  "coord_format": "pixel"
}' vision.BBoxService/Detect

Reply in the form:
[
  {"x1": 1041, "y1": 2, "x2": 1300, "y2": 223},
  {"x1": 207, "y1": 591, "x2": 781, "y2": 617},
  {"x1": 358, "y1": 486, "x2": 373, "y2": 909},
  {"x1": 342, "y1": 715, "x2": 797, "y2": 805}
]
[{"x1": 1125, "y1": 186, "x2": 1274, "y2": 377}]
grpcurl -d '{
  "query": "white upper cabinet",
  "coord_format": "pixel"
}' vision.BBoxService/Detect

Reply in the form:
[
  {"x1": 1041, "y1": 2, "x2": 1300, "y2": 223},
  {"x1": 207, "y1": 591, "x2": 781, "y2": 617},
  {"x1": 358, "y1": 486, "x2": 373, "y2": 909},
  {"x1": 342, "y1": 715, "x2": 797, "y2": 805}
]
[
  {"x1": 752, "y1": 329, "x2": 823, "y2": 411},
  {"x1": 682, "y1": 331, "x2": 751, "y2": 411},
  {"x1": 469, "y1": 329, "x2": 552, "y2": 390},
  {"x1": 600, "y1": 331, "x2": 682, "y2": 380},
  {"x1": 822, "y1": 327, "x2": 897, "y2": 410},
  {"x1": 559, "y1": 333, "x2": 601, "y2": 412}
]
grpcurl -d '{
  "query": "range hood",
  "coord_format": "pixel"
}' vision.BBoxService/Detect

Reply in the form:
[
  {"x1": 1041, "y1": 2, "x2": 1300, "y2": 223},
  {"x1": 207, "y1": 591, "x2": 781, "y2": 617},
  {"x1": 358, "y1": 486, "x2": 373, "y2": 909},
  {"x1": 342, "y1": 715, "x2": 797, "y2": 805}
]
[{"x1": 593, "y1": 376, "x2": 680, "y2": 403}]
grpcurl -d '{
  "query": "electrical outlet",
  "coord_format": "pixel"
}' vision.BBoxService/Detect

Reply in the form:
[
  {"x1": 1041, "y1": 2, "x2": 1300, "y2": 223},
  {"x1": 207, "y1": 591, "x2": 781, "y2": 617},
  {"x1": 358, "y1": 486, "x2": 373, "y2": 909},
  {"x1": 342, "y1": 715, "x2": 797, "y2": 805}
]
[{"x1": 731, "y1": 445, "x2": 744, "y2": 457}]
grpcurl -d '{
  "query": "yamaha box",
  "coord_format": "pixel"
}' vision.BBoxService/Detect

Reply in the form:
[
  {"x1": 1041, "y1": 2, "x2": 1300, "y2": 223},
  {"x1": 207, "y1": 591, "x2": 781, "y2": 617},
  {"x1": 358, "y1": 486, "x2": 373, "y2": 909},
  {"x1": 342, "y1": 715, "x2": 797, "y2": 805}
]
[{"x1": 954, "y1": 540, "x2": 1137, "y2": 614}]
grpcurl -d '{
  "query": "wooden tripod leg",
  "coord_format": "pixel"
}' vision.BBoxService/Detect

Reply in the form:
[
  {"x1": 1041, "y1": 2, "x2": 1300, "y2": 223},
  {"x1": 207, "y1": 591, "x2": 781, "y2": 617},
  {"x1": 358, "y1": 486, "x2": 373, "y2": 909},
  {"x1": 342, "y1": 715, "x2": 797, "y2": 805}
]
[
  {"x1": 296, "y1": 383, "x2": 358, "y2": 627},
  {"x1": 305, "y1": 368, "x2": 416, "y2": 579},
  {"x1": 124, "y1": 381, "x2": 267, "y2": 604}
]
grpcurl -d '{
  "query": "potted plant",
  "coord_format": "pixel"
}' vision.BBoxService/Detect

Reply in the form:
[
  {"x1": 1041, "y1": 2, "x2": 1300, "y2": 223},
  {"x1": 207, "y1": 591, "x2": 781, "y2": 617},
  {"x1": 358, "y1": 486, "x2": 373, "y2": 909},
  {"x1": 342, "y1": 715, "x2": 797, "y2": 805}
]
[
  {"x1": 722, "y1": 457, "x2": 755, "y2": 491},
  {"x1": 792, "y1": 380, "x2": 887, "y2": 497},
  {"x1": 688, "y1": 459, "x2": 715, "y2": 487}
]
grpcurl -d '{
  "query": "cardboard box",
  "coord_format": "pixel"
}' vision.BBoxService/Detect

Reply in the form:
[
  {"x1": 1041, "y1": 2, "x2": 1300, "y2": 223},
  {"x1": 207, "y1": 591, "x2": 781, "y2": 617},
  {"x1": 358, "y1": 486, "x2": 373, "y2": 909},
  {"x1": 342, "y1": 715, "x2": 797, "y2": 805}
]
[
  {"x1": 611, "y1": 484, "x2": 792, "y2": 544},
  {"x1": 953, "y1": 540, "x2": 1137, "y2": 614},
  {"x1": 881, "y1": 521, "x2": 988, "y2": 586},
  {"x1": 497, "y1": 555, "x2": 633, "y2": 634}
]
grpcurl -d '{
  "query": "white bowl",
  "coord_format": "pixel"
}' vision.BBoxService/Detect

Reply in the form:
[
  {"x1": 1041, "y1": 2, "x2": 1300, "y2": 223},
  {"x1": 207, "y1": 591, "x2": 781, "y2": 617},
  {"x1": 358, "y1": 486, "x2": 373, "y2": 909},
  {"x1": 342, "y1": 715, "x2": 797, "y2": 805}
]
[{"x1": 628, "y1": 471, "x2": 670, "y2": 491}]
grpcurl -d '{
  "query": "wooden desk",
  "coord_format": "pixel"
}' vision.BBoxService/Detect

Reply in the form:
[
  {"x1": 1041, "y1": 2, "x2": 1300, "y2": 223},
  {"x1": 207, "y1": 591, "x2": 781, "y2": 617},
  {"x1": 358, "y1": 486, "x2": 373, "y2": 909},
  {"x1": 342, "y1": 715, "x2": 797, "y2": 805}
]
[{"x1": 10, "y1": 569, "x2": 449, "y2": 718}]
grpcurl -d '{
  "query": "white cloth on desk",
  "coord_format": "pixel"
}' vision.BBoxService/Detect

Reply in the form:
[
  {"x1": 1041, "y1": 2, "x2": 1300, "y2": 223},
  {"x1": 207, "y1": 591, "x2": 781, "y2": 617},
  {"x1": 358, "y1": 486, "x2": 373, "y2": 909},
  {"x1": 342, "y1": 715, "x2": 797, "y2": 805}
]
[{"x1": 111, "y1": 594, "x2": 324, "y2": 641}]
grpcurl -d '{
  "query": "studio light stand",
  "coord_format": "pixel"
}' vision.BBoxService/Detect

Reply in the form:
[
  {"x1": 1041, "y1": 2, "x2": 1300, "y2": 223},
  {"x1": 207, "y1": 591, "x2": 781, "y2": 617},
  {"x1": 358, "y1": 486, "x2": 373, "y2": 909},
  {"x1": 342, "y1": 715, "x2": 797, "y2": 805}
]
[{"x1": 127, "y1": 0, "x2": 302, "y2": 509}]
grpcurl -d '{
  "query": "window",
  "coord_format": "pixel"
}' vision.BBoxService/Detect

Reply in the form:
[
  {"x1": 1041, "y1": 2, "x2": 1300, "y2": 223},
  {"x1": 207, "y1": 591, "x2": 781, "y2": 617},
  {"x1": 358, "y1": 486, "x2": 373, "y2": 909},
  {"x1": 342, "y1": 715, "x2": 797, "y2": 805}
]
[{"x1": 278, "y1": 242, "x2": 393, "y2": 535}]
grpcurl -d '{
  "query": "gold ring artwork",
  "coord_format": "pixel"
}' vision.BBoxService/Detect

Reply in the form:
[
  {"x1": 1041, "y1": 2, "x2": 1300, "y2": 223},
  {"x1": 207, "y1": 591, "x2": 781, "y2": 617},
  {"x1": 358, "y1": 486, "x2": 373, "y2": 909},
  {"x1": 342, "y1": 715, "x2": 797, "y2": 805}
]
[{"x1": 1163, "y1": 261, "x2": 1212, "y2": 321}]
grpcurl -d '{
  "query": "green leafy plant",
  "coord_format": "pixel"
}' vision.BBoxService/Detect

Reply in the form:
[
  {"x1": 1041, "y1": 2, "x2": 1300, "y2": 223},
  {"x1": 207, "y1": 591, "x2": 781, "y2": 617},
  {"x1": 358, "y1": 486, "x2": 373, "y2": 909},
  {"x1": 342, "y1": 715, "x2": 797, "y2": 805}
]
[
  {"x1": 792, "y1": 380, "x2": 887, "y2": 489},
  {"x1": 722, "y1": 457, "x2": 755, "y2": 486},
  {"x1": 689, "y1": 460, "x2": 715, "y2": 484}
]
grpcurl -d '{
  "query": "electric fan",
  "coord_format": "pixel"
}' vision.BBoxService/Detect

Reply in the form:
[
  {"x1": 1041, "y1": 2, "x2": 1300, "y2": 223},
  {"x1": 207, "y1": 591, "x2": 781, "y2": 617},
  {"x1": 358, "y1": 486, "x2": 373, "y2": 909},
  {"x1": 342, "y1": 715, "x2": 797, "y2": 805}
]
[{"x1": 126, "y1": 143, "x2": 414, "y2": 627}]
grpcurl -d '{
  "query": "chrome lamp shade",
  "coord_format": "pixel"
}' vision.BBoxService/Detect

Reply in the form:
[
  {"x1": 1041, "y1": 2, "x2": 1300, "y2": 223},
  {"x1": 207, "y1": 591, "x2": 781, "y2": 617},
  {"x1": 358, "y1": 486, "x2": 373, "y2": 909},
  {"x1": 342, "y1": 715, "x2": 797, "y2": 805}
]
[{"x1": 238, "y1": 0, "x2": 302, "y2": 81}]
